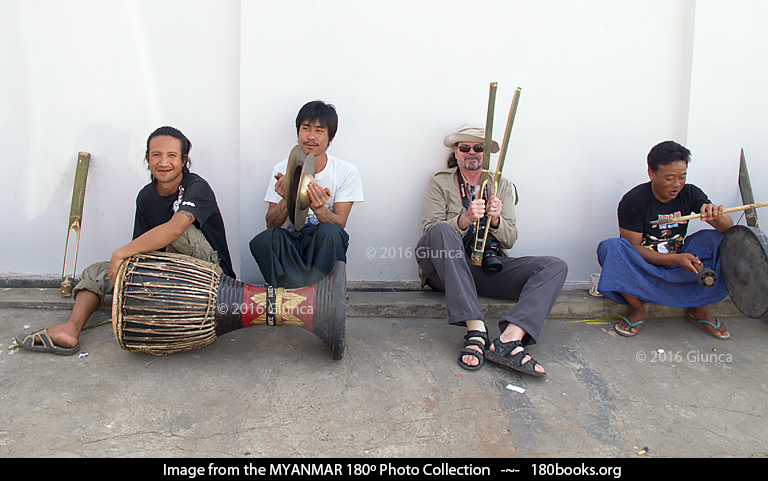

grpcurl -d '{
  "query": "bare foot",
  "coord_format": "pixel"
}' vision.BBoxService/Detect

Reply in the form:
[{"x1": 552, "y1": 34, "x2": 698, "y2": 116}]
[
  {"x1": 616, "y1": 307, "x2": 645, "y2": 335},
  {"x1": 687, "y1": 306, "x2": 729, "y2": 338},
  {"x1": 617, "y1": 294, "x2": 646, "y2": 335},
  {"x1": 38, "y1": 289, "x2": 100, "y2": 349},
  {"x1": 44, "y1": 323, "x2": 80, "y2": 349}
]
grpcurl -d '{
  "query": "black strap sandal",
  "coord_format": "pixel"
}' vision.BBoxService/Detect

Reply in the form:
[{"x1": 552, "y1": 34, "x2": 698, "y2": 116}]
[
  {"x1": 485, "y1": 338, "x2": 546, "y2": 377},
  {"x1": 457, "y1": 329, "x2": 489, "y2": 371}
]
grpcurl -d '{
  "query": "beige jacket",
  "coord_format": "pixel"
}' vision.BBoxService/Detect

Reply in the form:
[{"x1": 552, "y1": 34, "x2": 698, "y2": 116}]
[{"x1": 421, "y1": 167, "x2": 518, "y2": 250}]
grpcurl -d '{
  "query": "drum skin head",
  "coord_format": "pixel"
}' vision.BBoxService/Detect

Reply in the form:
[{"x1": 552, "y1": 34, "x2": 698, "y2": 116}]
[{"x1": 721, "y1": 225, "x2": 768, "y2": 319}]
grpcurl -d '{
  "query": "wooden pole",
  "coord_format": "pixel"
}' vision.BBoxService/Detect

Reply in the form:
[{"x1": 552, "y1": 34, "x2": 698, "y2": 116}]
[
  {"x1": 492, "y1": 87, "x2": 521, "y2": 192},
  {"x1": 470, "y1": 82, "x2": 498, "y2": 266},
  {"x1": 650, "y1": 201, "x2": 768, "y2": 225}
]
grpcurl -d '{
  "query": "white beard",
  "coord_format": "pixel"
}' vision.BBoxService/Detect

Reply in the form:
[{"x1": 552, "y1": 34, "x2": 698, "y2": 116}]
[{"x1": 461, "y1": 156, "x2": 482, "y2": 171}]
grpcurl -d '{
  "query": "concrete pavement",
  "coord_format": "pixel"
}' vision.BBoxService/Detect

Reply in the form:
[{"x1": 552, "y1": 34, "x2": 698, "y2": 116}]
[
  {"x1": 0, "y1": 286, "x2": 766, "y2": 458},
  {"x1": 0, "y1": 284, "x2": 744, "y2": 320}
]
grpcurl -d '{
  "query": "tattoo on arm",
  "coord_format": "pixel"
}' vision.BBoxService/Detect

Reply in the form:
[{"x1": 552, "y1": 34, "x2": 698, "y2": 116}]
[
  {"x1": 180, "y1": 210, "x2": 196, "y2": 223},
  {"x1": 266, "y1": 201, "x2": 289, "y2": 228},
  {"x1": 313, "y1": 206, "x2": 340, "y2": 226}
]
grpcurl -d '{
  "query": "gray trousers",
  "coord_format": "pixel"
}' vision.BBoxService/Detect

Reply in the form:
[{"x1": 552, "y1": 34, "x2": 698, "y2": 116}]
[{"x1": 416, "y1": 223, "x2": 567, "y2": 345}]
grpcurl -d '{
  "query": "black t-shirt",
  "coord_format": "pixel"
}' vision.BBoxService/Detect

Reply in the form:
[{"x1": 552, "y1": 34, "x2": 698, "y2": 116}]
[
  {"x1": 133, "y1": 172, "x2": 235, "y2": 278},
  {"x1": 617, "y1": 181, "x2": 710, "y2": 253}
]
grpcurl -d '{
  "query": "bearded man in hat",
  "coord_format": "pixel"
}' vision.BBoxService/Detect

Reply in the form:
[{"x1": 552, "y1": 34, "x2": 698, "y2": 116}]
[{"x1": 416, "y1": 124, "x2": 567, "y2": 376}]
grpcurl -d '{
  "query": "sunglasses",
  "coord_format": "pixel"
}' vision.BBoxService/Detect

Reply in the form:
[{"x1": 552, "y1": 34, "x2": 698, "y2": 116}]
[{"x1": 457, "y1": 144, "x2": 484, "y2": 153}]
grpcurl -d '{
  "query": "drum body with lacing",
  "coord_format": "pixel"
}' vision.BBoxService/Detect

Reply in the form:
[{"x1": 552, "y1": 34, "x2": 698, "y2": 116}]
[{"x1": 112, "y1": 252, "x2": 346, "y2": 359}]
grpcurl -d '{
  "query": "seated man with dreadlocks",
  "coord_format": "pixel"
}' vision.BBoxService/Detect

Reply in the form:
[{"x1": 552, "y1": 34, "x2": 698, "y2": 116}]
[{"x1": 15, "y1": 126, "x2": 235, "y2": 355}]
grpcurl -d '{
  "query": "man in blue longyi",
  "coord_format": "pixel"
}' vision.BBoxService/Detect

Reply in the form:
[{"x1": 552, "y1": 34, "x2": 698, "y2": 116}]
[{"x1": 596, "y1": 141, "x2": 733, "y2": 340}]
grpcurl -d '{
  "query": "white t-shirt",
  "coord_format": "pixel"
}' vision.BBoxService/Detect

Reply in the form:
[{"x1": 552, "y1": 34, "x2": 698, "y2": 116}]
[{"x1": 265, "y1": 154, "x2": 364, "y2": 230}]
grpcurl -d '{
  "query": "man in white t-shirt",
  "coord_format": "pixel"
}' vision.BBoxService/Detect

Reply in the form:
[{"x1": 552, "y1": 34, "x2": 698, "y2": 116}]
[{"x1": 249, "y1": 100, "x2": 364, "y2": 288}]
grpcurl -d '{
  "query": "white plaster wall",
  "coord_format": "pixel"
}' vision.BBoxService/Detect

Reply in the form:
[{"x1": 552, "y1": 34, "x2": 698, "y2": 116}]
[
  {"x1": 0, "y1": 0, "x2": 241, "y2": 275},
  {"x1": 685, "y1": 0, "x2": 768, "y2": 225},
  {"x1": 2, "y1": 0, "x2": 766, "y2": 287},
  {"x1": 238, "y1": 0, "x2": 698, "y2": 284}
]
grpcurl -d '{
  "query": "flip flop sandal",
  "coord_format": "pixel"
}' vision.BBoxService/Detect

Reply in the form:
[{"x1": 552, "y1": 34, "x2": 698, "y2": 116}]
[
  {"x1": 457, "y1": 329, "x2": 489, "y2": 371},
  {"x1": 485, "y1": 338, "x2": 546, "y2": 377},
  {"x1": 614, "y1": 316, "x2": 644, "y2": 337},
  {"x1": 15, "y1": 328, "x2": 80, "y2": 356},
  {"x1": 685, "y1": 314, "x2": 730, "y2": 341}
]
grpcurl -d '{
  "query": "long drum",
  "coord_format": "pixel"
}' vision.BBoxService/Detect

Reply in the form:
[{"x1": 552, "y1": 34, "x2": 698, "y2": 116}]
[
  {"x1": 112, "y1": 252, "x2": 346, "y2": 359},
  {"x1": 720, "y1": 225, "x2": 768, "y2": 319}
]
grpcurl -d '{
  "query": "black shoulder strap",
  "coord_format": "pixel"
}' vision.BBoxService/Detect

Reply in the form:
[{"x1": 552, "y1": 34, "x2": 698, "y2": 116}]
[{"x1": 455, "y1": 169, "x2": 489, "y2": 209}]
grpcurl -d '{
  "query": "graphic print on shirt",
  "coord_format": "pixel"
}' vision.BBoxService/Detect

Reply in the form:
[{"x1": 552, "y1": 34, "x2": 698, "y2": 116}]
[
  {"x1": 643, "y1": 211, "x2": 685, "y2": 253},
  {"x1": 172, "y1": 185, "x2": 185, "y2": 213}
]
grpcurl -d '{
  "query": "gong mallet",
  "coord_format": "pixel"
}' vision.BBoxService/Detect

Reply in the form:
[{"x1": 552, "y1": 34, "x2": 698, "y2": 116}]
[
  {"x1": 60, "y1": 152, "x2": 91, "y2": 297},
  {"x1": 650, "y1": 201, "x2": 768, "y2": 226},
  {"x1": 692, "y1": 261, "x2": 717, "y2": 287}
]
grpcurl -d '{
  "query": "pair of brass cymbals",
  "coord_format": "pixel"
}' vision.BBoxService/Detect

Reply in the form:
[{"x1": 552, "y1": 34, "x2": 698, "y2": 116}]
[{"x1": 283, "y1": 145, "x2": 316, "y2": 230}]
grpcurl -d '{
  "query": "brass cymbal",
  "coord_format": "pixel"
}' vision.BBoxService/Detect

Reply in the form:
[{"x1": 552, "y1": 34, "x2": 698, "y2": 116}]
[
  {"x1": 284, "y1": 145, "x2": 306, "y2": 227},
  {"x1": 283, "y1": 145, "x2": 315, "y2": 230},
  {"x1": 294, "y1": 153, "x2": 315, "y2": 230}
]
